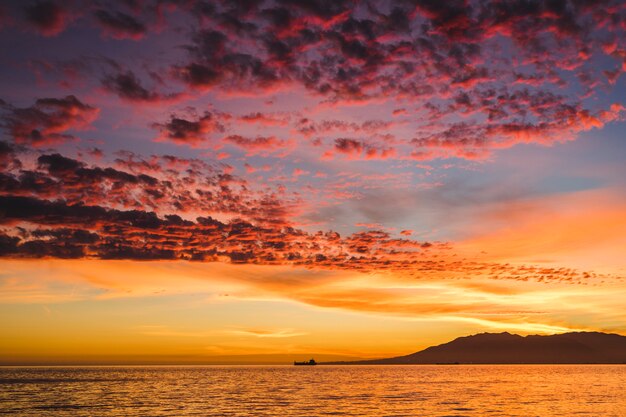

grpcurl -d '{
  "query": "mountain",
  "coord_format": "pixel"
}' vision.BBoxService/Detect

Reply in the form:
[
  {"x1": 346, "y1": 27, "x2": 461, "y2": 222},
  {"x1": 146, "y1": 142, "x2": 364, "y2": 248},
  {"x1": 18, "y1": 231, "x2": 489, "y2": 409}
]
[{"x1": 326, "y1": 332, "x2": 626, "y2": 364}]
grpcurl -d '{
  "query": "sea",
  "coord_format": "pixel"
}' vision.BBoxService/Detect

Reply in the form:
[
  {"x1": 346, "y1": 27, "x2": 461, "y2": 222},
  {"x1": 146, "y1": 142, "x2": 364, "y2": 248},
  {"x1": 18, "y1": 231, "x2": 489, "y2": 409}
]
[{"x1": 1, "y1": 365, "x2": 625, "y2": 416}]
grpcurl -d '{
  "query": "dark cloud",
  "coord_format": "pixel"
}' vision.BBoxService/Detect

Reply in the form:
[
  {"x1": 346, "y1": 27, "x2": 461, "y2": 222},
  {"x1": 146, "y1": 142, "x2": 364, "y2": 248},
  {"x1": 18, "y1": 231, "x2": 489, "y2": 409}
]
[
  {"x1": 412, "y1": 0, "x2": 475, "y2": 40},
  {"x1": 239, "y1": 112, "x2": 289, "y2": 126},
  {"x1": 176, "y1": 62, "x2": 222, "y2": 88},
  {"x1": 0, "y1": 145, "x2": 605, "y2": 282},
  {"x1": 277, "y1": 0, "x2": 353, "y2": 20},
  {"x1": 101, "y1": 70, "x2": 179, "y2": 102},
  {"x1": 0, "y1": 193, "x2": 595, "y2": 282},
  {"x1": 174, "y1": 28, "x2": 284, "y2": 89},
  {"x1": 155, "y1": 0, "x2": 624, "y2": 161},
  {"x1": 335, "y1": 137, "x2": 363, "y2": 154},
  {"x1": 406, "y1": 87, "x2": 625, "y2": 160},
  {"x1": 23, "y1": 0, "x2": 68, "y2": 36},
  {"x1": 38, "y1": 152, "x2": 84, "y2": 173},
  {"x1": 224, "y1": 135, "x2": 288, "y2": 154},
  {"x1": 0, "y1": 147, "x2": 297, "y2": 226},
  {"x1": 0, "y1": 141, "x2": 22, "y2": 170},
  {"x1": 153, "y1": 111, "x2": 226, "y2": 146},
  {"x1": 296, "y1": 118, "x2": 393, "y2": 137},
  {"x1": 94, "y1": 9, "x2": 146, "y2": 40},
  {"x1": 0, "y1": 0, "x2": 620, "y2": 287},
  {"x1": 0, "y1": 194, "x2": 441, "y2": 272},
  {"x1": 0, "y1": 95, "x2": 98, "y2": 146},
  {"x1": 332, "y1": 138, "x2": 395, "y2": 160}
]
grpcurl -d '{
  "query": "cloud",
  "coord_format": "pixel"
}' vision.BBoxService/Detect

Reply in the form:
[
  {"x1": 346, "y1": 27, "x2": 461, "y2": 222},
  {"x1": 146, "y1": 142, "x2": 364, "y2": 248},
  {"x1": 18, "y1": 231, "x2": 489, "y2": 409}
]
[
  {"x1": 0, "y1": 141, "x2": 22, "y2": 170},
  {"x1": 153, "y1": 111, "x2": 226, "y2": 147},
  {"x1": 224, "y1": 135, "x2": 291, "y2": 155},
  {"x1": 331, "y1": 138, "x2": 395, "y2": 160},
  {"x1": 173, "y1": 28, "x2": 284, "y2": 91},
  {"x1": 4, "y1": 258, "x2": 624, "y2": 338},
  {"x1": 8, "y1": 0, "x2": 624, "y2": 162},
  {"x1": 0, "y1": 155, "x2": 608, "y2": 285},
  {"x1": 239, "y1": 112, "x2": 289, "y2": 126},
  {"x1": 101, "y1": 70, "x2": 181, "y2": 103},
  {"x1": 2, "y1": 0, "x2": 626, "y2": 363},
  {"x1": 0, "y1": 149, "x2": 448, "y2": 275},
  {"x1": 295, "y1": 118, "x2": 394, "y2": 137},
  {"x1": 154, "y1": 0, "x2": 625, "y2": 160},
  {"x1": 23, "y1": 0, "x2": 69, "y2": 36},
  {"x1": 225, "y1": 328, "x2": 308, "y2": 338},
  {"x1": 94, "y1": 9, "x2": 146, "y2": 40},
  {"x1": 408, "y1": 94, "x2": 626, "y2": 160},
  {"x1": 0, "y1": 192, "x2": 444, "y2": 270},
  {"x1": 0, "y1": 95, "x2": 99, "y2": 146},
  {"x1": 0, "y1": 0, "x2": 623, "y2": 288},
  {"x1": 0, "y1": 149, "x2": 616, "y2": 297},
  {"x1": 1, "y1": 147, "x2": 300, "y2": 226}
]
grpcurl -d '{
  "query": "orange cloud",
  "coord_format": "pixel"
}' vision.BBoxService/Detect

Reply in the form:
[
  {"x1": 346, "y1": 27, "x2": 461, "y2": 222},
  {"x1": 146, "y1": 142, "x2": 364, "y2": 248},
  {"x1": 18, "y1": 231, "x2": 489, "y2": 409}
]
[{"x1": 2, "y1": 259, "x2": 623, "y2": 333}]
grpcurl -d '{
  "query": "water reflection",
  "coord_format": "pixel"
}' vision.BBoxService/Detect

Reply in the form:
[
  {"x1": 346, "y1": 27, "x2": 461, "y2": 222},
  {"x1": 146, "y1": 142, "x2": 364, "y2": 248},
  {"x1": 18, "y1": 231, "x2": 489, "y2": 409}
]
[{"x1": 1, "y1": 365, "x2": 624, "y2": 416}]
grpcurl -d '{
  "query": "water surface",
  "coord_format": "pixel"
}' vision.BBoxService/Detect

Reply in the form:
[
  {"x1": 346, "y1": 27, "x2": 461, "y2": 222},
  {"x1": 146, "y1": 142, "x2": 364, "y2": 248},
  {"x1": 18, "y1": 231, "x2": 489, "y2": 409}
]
[{"x1": 1, "y1": 365, "x2": 624, "y2": 416}]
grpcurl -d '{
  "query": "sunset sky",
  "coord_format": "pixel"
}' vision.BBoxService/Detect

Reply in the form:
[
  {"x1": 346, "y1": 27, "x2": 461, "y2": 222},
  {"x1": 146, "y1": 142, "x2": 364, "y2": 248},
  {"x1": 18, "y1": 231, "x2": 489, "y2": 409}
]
[{"x1": 0, "y1": 0, "x2": 625, "y2": 365}]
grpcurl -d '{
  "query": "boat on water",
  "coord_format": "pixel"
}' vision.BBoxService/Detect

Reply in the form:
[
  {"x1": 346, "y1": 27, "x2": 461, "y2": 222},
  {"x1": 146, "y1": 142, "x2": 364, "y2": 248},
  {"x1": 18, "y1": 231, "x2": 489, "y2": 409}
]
[{"x1": 294, "y1": 359, "x2": 317, "y2": 366}]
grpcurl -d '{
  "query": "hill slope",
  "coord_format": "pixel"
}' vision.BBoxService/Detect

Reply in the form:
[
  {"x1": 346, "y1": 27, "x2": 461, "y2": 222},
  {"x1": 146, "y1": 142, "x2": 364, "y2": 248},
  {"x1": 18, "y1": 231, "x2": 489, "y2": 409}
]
[{"x1": 328, "y1": 332, "x2": 626, "y2": 364}]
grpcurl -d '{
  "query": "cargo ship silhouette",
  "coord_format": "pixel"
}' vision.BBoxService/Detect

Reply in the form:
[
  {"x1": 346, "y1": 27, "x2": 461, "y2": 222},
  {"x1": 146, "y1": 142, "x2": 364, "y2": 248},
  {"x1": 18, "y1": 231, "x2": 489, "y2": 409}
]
[{"x1": 294, "y1": 359, "x2": 317, "y2": 366}]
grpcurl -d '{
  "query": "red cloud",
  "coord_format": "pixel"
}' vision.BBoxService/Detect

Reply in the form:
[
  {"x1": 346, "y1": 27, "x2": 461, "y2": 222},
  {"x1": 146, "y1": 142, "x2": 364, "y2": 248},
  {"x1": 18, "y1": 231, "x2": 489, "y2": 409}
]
[
  {"x1": 94, "y1": 9, "x2": 146, "y2": 40},
  {"x1": 101, "y1": 70, "x2": 182, "y2": 103},
  {"x1": 239, "y1": 112, "x2": 289, "y2": 126},
  {"x1": 331, "y1": 138, "x2": 396, "y2": 160},
  {"x1": 1, "y1": 147, "x2": 299, "y2": 226},
  {"x1": 153, "y1": 111, "x2": 227, "y2": 147},
  {"x1": 23, "y1": 0, "x2": 70, "y2": 36},
  {"x1": 0, "y1": 145, "x2": 610, "y2": 284},
  {"x1": 154, "y1": 0, "x2": 625, "y2": 162},
  {"x1": 224, "y1": 135, "x2": 290, "y2": 155},
  {"x1": 8, "y1": 0, "x2": 622, "y2": 163},
  {"x1": 0, "y1": 95, "x2": 99, "y2": 146},
  {"x1": 296, "y1": 118, "x2": 394, "y2": 137}
]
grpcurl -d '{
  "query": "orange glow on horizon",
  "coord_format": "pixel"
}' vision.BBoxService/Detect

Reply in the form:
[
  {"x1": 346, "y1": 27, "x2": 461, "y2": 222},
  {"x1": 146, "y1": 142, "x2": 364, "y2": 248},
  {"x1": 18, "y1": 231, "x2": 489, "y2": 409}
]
[{"x1": 1, "y1": 255, "x2": 624, "y2": 364}]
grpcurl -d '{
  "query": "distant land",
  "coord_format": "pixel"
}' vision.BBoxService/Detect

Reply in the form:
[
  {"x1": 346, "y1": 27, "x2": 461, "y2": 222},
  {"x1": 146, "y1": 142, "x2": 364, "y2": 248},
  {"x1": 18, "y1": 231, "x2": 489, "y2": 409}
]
[{"x1": 324, "y1": 332, "x2": 626, "y2": 364}]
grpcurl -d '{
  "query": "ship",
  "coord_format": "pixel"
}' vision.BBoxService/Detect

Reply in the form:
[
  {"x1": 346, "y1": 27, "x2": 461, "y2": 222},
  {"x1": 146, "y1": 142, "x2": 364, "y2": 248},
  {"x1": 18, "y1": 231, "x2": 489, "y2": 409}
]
[{"x1": 294, "y1": 358, "x2": 317, "y2": 366}]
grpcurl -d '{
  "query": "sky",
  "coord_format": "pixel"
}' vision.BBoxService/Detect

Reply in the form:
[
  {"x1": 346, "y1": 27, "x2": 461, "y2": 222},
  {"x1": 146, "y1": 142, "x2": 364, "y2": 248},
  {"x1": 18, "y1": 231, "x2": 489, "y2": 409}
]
[{"x1": 0, "y1": 0, "x2": 625, "y2": 365}]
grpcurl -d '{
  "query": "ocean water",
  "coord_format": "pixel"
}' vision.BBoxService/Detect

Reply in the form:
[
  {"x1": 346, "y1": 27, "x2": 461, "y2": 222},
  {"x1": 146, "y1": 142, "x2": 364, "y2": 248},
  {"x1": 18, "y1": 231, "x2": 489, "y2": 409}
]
[{"x1": 1, "y1": 365, "x2": 625, "y2": 416}]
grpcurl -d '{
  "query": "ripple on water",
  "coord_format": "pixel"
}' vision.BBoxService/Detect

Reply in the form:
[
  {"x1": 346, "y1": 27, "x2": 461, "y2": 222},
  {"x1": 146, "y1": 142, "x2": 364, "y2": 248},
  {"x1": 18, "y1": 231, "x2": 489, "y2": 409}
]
[{"x1": 0, "y1": 365, "x2": 625, "y2": 417}]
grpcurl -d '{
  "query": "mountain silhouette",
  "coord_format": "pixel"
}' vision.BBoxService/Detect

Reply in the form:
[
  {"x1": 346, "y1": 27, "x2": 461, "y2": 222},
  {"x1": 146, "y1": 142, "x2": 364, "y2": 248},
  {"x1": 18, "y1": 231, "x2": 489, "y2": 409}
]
[{"x1": 327, "y1": 332, "x2": 626, "y2": 364}]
